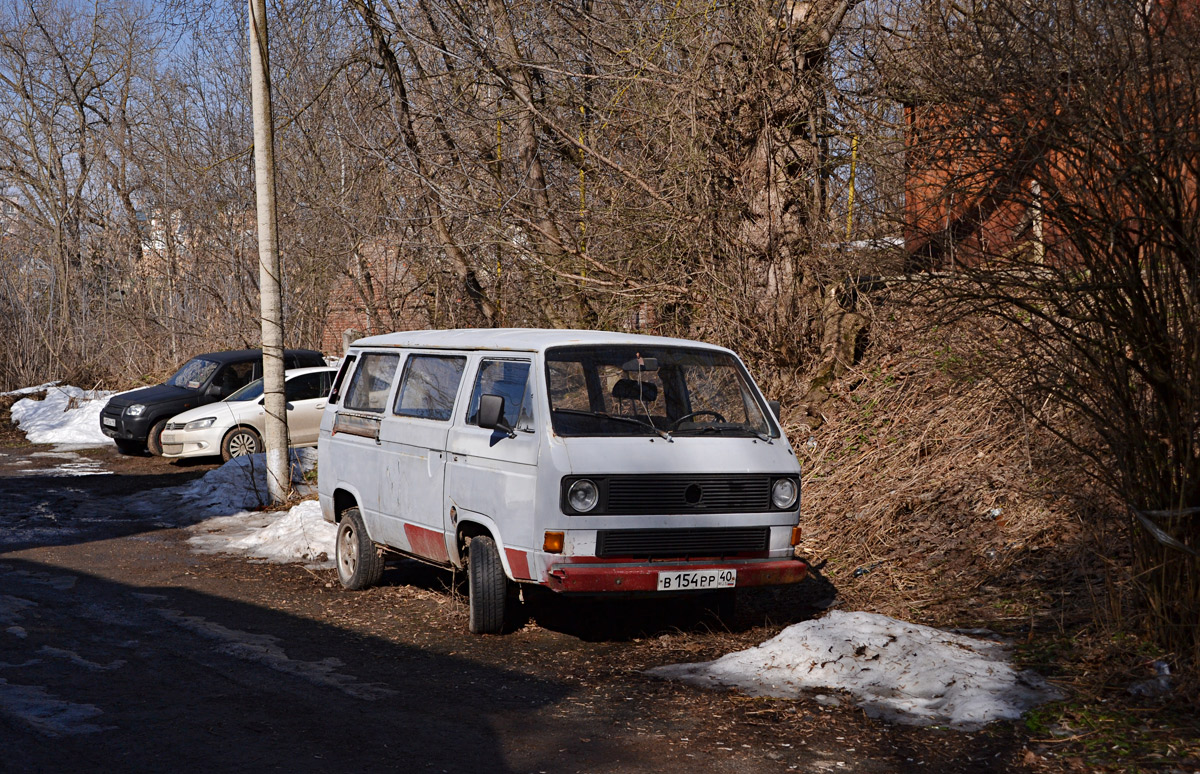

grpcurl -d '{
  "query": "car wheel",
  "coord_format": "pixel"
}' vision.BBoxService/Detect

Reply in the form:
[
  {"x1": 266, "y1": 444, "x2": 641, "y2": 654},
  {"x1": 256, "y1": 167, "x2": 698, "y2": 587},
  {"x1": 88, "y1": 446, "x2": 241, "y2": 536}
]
[
  {"x1": 145, "y1": 418, "x2": 169, "y2": 456},
  {"x1": 220, "y1": 426, "x2": 262, "y2": 462},
  {"x1": 114, "y1": 438, "x2": 144, "y2": 455},
  {"x1": 468, "y1": 535, "x2": 509, "y2": 635},
  {"x1": 335, "y1": 507, "x2": 383, "y2": 590}
]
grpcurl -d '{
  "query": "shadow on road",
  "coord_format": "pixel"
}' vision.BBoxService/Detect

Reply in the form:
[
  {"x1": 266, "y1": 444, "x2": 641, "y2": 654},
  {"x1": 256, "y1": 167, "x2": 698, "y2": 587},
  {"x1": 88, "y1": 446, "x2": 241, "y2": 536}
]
[{"x1": 0, "y1": 557, "x2": 573, "y2": 774}]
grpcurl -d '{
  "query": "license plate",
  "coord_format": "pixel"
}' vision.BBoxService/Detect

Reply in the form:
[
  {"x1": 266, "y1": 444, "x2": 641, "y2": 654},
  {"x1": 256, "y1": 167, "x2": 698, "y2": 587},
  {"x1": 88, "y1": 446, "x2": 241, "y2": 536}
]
[
  {"x1": 102, "y1": 417, "x2": 116, "y2": 427},
  {"x1": 162, "y1": 434, "x2": 177, "y2": 444},
  {"x1": 657, "y1": 569, "x2": 736, "y2": 591}
]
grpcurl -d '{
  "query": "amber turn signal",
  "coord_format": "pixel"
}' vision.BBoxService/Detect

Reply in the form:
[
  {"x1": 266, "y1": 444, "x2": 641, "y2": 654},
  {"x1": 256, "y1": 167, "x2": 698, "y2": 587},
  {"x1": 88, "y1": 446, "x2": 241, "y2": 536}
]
[
  {"x1": 790, "y1": 526, "x2": 802, "y2": 546},
  {"x1": 543, "y1": 531, "x2": 565, "y2": 554}
]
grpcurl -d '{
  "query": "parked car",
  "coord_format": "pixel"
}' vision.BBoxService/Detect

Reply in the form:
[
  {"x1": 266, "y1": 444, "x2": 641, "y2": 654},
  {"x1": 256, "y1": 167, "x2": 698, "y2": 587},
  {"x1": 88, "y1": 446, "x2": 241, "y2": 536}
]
[
  {"x1": 318, "y1": 329, "x2": 806, "y2": 635},
  {"x1": 160, "y1": 366, "x2": 337, "y2": 462},
  {"x1": 100, "y1": 348, "x2": 326, "y2": 455}
]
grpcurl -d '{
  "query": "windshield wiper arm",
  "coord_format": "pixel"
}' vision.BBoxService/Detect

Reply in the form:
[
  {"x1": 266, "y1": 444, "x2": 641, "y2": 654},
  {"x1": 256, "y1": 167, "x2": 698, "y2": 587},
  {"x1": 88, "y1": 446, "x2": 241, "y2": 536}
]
[
  {"x1": 676, "y1": 423, "x2": 773, "y2": 443},
  {"x1": 553, "y1": 408, "x2": 673, "y2": 441}
]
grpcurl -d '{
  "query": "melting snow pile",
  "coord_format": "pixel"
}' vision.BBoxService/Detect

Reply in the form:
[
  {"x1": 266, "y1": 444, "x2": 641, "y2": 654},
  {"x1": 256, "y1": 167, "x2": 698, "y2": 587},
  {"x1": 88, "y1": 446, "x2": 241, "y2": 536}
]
[
  {"x1": 182, "y1": 450, "x2": 334, "y2": 566},
  {"x1": 8, "y1": 385, "x2": 114, "y2": 446},
  {"x1": 188, "y1": 500, "x2": 335, "y2": 567},
  {"x1": 177, "y1": 449, "x2": 317, "y2": 515},
  {"x1": 648, "y1": 610, "x2": 1060, "y2": 729}
]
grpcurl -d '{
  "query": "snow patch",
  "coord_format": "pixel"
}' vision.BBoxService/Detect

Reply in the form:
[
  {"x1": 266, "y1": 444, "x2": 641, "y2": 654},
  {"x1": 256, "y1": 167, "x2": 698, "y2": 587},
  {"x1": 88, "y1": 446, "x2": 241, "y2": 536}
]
[
  {"x1": 0, "y1": 596, "x2": 36, "y2": 626},
  {"x1": 188, "y1": 499, "x2": 335, "y2": 567},
  {"x1": 0, "y1": 679, "x2": 111, "y2": 736},
  {"x1": 647, "y1": 610, "x2": 1061, "y2": 729},
  {"x1": 156, "y1": 609, "x2": 393, "y2": 700},
  {"x1": 2, "y1": 382, "x2": 60, "y2": 397},
  {"x1": 9, "y1": 386, "x2": 114, "y2": 447},
  {"x1": 177, "y1": 449, "x2": 317, "y2": 515},
  {"x1": 38, "y1": 647, "x2": 126, "y2": 672}
]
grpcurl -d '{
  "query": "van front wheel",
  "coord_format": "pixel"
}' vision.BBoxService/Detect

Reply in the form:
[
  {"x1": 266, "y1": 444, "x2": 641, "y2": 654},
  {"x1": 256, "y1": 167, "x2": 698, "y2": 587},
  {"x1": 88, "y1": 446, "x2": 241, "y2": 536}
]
[
  {"x1": 336, "y1": 507, "x2": 383, "y2": 590},
  {"x1": 468, "y1": 535, "x2": 508, "y2": 634}
]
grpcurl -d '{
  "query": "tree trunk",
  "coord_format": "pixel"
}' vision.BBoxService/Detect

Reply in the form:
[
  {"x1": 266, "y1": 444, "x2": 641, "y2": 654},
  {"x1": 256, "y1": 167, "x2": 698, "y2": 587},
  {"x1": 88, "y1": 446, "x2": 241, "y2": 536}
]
[{"x1": 249, "y1": 0, "x2": 290, "y2": 503}]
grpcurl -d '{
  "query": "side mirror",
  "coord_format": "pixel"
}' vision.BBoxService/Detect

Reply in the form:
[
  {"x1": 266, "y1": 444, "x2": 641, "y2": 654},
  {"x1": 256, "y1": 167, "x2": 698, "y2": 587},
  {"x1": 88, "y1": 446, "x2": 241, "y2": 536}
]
[
  {"x1": 768, "y1": 399, "x2": 781, "y2": 420},
  {"x1": 478, "y1": 394, "x2": 515, "y2": 437}
]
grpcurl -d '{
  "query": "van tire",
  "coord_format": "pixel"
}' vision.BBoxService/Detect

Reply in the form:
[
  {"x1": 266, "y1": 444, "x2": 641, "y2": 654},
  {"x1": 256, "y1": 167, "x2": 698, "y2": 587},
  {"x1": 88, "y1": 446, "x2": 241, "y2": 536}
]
[
  {"x1": 468, "y1": 535, "x2": 507, "y2": 634},
  {"x1": 336, "y1": 507, "x2": 383, "y2": 590}
]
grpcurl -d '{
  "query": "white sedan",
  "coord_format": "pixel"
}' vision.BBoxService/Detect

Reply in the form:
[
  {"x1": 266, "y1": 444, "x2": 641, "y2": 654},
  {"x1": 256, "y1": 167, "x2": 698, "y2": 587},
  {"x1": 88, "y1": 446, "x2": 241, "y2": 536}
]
[{"x1": 161, "y1": 366, "x2": 336, "y2": 461}]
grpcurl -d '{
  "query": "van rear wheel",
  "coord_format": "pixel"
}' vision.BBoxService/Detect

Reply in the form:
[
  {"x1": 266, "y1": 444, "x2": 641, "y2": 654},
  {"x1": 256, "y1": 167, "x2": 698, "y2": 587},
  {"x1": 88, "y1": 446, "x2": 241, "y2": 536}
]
[
  {"x1": 336, "y1": 507, "x2": 383, "y2": 590},
  {"x1": 468, "y1": 535, "x2": 508, "y2": 634}
]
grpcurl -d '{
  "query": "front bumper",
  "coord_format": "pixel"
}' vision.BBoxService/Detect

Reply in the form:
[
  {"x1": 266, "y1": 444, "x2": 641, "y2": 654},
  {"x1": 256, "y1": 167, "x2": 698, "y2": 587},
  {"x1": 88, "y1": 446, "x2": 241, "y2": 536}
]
[
  {"x1": 159, "y1": 428, "x2": 220, "y2": 459},
  {"x1": 544, "y1": 557, "x2": 808, "y2": 594},
  {"x1": 99, "y1": 408, "x2": 152, "y2": 442}
]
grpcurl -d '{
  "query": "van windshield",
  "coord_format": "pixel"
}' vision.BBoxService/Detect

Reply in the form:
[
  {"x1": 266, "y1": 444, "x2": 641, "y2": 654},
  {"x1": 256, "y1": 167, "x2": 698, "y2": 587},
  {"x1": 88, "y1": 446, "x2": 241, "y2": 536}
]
[{"x1": 545, "y1": 345, "x2": 775, "y2": 438}]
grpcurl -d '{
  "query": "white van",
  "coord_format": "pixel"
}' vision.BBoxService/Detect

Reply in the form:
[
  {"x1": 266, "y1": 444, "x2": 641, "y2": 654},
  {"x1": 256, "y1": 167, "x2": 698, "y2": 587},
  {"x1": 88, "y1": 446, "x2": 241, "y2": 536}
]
[{"x1": 318, "y1": 329, "x2": 807, "y2": 634}]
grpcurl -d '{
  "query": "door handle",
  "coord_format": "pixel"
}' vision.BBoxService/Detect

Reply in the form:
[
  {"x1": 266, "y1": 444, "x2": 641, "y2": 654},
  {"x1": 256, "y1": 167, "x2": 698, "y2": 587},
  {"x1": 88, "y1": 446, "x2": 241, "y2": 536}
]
[{"x1": 374, "y1": 425, "x2": 381, "y2": 445}]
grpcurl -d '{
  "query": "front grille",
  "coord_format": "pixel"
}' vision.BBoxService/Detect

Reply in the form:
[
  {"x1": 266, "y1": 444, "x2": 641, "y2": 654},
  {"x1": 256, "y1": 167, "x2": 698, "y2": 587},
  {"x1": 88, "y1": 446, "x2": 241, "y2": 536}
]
[
  {"x1": 595, "y1": 527, "x2": 770, "y2": 558},
  {"x1": 166, "y1": 422, "x2": 186, "y2": 430},
  {"x1": 603, "y1": 474, "x2": 773, "y2": 514},
  {"x1": 162, "y1": 444, "x2": 183, "y2": 454}
]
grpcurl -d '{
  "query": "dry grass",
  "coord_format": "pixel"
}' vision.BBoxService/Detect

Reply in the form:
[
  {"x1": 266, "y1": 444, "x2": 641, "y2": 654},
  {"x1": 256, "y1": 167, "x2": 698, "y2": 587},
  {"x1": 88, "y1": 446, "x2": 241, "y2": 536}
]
[
  {"x1": 778, "y1": 298, "x2": 1200, "y2": 770},
  {"x1": 788, "y1": 302, "x2": 1095, "y2": 627}
]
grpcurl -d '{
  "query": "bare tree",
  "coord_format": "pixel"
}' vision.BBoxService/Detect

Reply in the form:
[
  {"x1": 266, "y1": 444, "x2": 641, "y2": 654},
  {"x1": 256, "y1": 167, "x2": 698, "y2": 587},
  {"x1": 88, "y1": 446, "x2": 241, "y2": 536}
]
[{"x1": 891, "y1": 0, "x2": 1200, "y2": 661}]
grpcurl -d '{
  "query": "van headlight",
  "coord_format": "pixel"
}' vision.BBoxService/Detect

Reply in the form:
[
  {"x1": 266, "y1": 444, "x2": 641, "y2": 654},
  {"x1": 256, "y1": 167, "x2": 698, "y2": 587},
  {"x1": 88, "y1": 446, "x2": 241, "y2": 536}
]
[
  {"x1": 771, "y1": 477, "x2": 799, "y2": 509},
  {"x1": 125, "y1": 404, "x2": 146, "y2": 417},
  {"x1": 567, "y1": 479, "x2": 599, "y2": 513},
  {"x1": 184, "y1": 417, "x2": 216, "y2": 431}
]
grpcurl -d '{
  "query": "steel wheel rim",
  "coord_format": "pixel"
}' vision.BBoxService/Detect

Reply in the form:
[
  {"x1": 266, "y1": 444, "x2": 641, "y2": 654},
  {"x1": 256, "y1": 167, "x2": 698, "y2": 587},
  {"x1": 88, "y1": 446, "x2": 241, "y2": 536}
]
[
  {"x1": 339, "y1": 524, "x2": 358, "y2": 578},
  {"x1": 228, "y1": 431, "x2": 257, "y2": 457}
]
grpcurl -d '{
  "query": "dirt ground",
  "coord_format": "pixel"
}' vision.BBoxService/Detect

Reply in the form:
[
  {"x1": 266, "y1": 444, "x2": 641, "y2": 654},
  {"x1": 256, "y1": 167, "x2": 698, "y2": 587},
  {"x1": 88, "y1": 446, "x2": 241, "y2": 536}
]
[{"x1": 0, "y1": 429, "x2": 1066, "y2": 773}]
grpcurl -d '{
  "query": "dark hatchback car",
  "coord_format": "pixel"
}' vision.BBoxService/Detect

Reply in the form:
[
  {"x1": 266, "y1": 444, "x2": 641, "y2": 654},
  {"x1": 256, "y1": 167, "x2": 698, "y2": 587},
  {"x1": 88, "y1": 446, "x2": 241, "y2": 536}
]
[{"x1": 100, "y1": 348, "x2": 326, "y2": 455}]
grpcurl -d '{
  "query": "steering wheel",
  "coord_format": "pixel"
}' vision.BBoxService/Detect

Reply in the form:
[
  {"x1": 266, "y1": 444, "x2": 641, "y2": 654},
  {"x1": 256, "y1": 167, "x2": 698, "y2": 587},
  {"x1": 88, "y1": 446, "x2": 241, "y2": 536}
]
[{"x1": 668, "y1": 410, "x2": 727, "y2": 430}]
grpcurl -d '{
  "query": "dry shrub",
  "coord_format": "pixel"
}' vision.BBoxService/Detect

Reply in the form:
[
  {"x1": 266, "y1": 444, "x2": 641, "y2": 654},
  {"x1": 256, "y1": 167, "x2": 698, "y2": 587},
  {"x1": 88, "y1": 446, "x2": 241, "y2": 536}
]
[{"x1": 789, "y1": 296, "x2": 1123, "y2": 634}]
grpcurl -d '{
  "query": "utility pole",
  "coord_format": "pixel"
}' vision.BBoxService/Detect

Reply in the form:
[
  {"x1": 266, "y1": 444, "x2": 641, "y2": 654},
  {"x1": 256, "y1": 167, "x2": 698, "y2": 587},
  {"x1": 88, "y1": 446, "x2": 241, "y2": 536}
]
[{"x1": 249, "y1": 0, "x2": 289, "y2": 503}]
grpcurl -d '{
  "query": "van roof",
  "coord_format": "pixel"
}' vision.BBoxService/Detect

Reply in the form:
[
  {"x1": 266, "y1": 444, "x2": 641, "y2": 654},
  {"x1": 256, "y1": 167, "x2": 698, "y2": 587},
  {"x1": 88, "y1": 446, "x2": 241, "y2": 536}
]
[{"x1": 350, "y1": 328, "x2": 736, "y2": 356}]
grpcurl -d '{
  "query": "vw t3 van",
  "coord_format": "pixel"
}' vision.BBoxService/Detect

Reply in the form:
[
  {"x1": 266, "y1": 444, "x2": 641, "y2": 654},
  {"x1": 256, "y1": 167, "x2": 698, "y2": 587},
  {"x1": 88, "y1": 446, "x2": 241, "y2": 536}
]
[{"x1": 318, "y1": 329, "x2": 807, "y2": 634}]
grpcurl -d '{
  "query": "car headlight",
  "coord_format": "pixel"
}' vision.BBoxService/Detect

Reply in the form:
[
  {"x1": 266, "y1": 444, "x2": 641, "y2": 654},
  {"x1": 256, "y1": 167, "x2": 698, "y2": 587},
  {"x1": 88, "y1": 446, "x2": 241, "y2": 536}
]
[
  {"x1": 184, "y1": 417, "x2": 216, "y2": 431},
  {"x1": 125, "y1": 404, "x2": 146, "y2": 417},
  {"x1": 771, "y1": 477, "x2": 799, "y2": 509},
  {"x1": 567, "y1": 479, "x2": 599, "y2": 513}
]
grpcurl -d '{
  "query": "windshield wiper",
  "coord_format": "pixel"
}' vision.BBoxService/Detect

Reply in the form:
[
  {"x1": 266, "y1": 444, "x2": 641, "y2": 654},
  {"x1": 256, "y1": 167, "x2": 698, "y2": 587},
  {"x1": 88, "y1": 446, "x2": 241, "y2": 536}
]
[
  {"x1": 553, "y1": 408, "x2": 673, "y2": 441},
  {"x1": 674, "y1": 423, "x2": 773, "y2": 443}
]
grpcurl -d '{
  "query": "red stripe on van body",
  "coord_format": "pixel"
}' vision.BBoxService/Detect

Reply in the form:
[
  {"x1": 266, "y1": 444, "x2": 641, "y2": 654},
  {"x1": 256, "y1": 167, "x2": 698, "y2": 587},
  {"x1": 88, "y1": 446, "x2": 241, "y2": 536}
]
[
  {"x1": 505, "y1": 548, "x2": 531, "y2": 580},
  {"x1": 404, "y1": 524, "x2": 450, "y2": 563}
]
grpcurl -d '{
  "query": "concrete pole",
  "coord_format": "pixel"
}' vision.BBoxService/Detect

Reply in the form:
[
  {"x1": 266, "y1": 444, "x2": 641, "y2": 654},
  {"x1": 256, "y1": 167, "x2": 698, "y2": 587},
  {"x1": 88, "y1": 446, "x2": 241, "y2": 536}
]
[{"x1": 249, "y1": 0, "x2": 289, "y2": 503}]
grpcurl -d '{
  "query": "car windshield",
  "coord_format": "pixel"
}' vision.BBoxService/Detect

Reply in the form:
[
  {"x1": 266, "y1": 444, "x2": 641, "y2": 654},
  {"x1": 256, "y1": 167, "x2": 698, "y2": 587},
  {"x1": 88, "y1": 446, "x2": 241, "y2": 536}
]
[
  {"x1": 227, "y1": 378, "x2": 264, "y2": 402},
  {"x1": 545, "y1": 345, "x2": 775, "y2": 438},
  {"x1": 167, "y1": 358, "x2": 220, "y2": 389}
]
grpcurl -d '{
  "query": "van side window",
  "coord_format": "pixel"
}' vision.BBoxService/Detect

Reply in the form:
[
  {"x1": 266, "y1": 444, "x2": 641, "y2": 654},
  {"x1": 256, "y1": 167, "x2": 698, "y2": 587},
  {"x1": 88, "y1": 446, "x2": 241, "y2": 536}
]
[
  {"x1": 328, "y1": 355, "x2": 357, "y2": 405},
  {"x1": 342, "y1": 353, "x2": 399, "y2": 412},
  {"x1": 467, "y1": 359, "x2": 533, "y2": 430},
  {"x1": 393, "y1": 355, "x2": 466, "y2": 421}
]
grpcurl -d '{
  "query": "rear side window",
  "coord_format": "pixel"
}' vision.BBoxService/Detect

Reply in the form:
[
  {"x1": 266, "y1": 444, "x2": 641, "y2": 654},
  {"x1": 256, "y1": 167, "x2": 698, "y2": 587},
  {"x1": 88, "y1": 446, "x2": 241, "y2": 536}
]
[
  {"x1": 343, "y1": 353, "x2": 399, "y2": 412},
  {"x1": 213, "y1": 362, "x2": 255, "y2": 395},
  {"x1": 393, "y1": 355, "x2": 466, "y2": 421},
  {"x1": 467, "y1": 359, "x2": 534, "y2": 430},
  {"x1": 285, "y1": 372, "x2": 328, "y2": 402}
]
